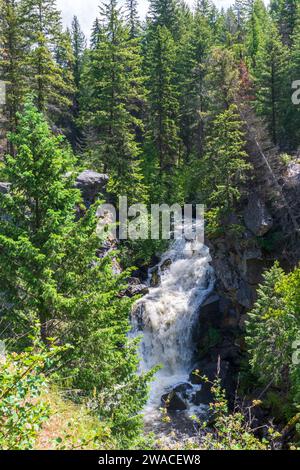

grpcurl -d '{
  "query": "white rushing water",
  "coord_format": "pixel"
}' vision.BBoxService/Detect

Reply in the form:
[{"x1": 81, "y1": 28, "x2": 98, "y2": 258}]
[{"x1": 131, "y1": 230, "x2": 215, "y2": 422}]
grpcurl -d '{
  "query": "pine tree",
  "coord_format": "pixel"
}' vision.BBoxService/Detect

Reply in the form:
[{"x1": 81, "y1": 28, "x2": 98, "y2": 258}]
[
  {"x1": 245, "y1": 0, "x2": 268, "y2": 69},
  {"x1": 71, "y1": 15, "x2": 86, "y2": 89},
  {"x1": 194, "y1": 105, "x2": 250, "y2": 218},
  {"x1": 0, "y1": 100, "x2": 150, "y2": 445},
  {"x1": 177, "y1": 9, "x2": 212, "y2": 160},
  {"x1": 245, "y1": 262, "x2": 295, "y2": 387},
  {"x1": 148, "y1": 0, "x2": 180, "y2": 39},
  {"x1": 144, "y1": 25, "x2": 181, "y2": 202},
  {"x1": 90, "y1": 17, "x2": 101, "y2": 49},
  {"x1": 270, "y1": 0, "x2": 298, "y2": 45},
  {"x1": 125, "y1": 0, "x2": 140, "y2": 39},
  {"x1": 79, "y1": 0, "x2": 147, "y2": 203},
  {"x1": 19, "y1": 0, "x2": 73, "y2": 122},
  {"x1": 285, "y1": 3, "x2": 300, "y2": 148},
  {"x1": 254, "y1": 21, "x2": 289, "y2": 145},
  {"x1": 54, "y1": 29, "x2": 76, "y2": 137},
  {"x1": 206, "y1": 47, "x2": 239, "y2": 115},
  {"x1": 0, "y1": 0, "x2": 26, "y2": 141}
]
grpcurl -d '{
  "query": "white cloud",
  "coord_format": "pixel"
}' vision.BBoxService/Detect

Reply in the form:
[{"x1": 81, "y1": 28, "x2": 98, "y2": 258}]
[{"x1": 56, "y1": 0, "x2": 257, "y2": 38}]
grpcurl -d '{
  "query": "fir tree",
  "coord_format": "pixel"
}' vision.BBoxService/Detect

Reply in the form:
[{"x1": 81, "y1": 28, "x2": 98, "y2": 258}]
[
  {"x1": 270, "y1": 0, "x2": 298, "y2": 45},
  {"x1": 144, "y1": 25, "x2": 181, "y2": 202},
  {"x1": 286, "y1": 3, "x2": 300, "y2": 147},
  {"x1": 177, "y1": 9, "x2": 212, "y2": 160},
  {"x1": 0, "y1": 0, "x2": 26, "y2": 140},
  {"x1": 19, "y1": 0, "x2": 73, "y2": 122},
  {"x1": 254, "y1": 21, "x2": 289, "y2": 145},
  {"x1": 195, "y1": 105, "x2": 250, "y2": 217},
  {"x1": 0, "y1": 100, "x2": 150, "y2": 445},
  {"x1": 90, "y1": 17, "x2": 101, "y2": 49},
  {"x1": 245, "y1": 262, "x2": 295, "y2": 387},
  {"x1": 245, "y1": 0, "x2": 268, "y2": 69},
  {"x1": 79, "y1": 0, "x2": 147, "y2": 203},
  {"x1": 71, "y1": 15, "x2": 86, "y2": 89},
  {"x1": 148, "y1": 0, "x2": 180, "y2": 39},
  {"x1": 125, "y1": 0, "x2": 140, "y2": 39}
]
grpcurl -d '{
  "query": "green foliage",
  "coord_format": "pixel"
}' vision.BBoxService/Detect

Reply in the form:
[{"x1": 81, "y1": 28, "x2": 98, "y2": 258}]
[
  {"x1": 253, "y1": 20, "x2": 289, "y2": 145},
  {"x1": 0, "y1": 100, "x2": 151, "y2": 448},
  {"x1": 0, "y1": 334, "x2": 64, "y2": 450},
  {"x1": 144, "y1": 24, "x2": 181, "y2": 203},
  {"x1": 193, "y1": 104, "x2": 250, "y2": 224},
  {"x1": 198, "y1": 377, "x2": 272, "y2": 450},
  {"x1": 79, "y1": 0, "x2": 147, "y2": 204},
  {"x1": 246, "y1": 262, "x2": 300, "y2": 419}
]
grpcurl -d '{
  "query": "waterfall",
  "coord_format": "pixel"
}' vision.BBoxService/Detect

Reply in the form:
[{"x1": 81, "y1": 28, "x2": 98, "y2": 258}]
[{"x1": 131, "y1": 231, "x2": 215, "y2": 421}]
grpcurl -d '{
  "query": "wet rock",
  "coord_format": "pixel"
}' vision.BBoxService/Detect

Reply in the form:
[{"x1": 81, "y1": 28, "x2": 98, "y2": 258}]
[
  {"x1": 161, "y1": 391, "x2": 187, "y2": 411},
  {"x1": 173, "y1": 383, "x2": 193, "y2": 399},
  {"x1": 160, "y1": 259, "x2": 172, "y2": 273},
  {"x1": 192, "y1": 383, "x2": 213, "y2": 406},
  {"x1": 75, "y1": 170, "x2": 109, "y2": 207},
  {"x1": 150, "y1": 267, "x2": 160, "y2": 287},
  {"x1": 200, "y1": 294, "x2": 220, "y2": 317},
  {"x1": 244, "y1": 194, "x2": 273, "y2": 236},
  {"x1": 124, "y1": 278, "x2": 149, "y2": 297},
  {"x1": 131, "y1": 302, "x2": 145, "y2": 330},
  {"x1": 0, "y1": 182, "x2": 10, "y2": 194}
]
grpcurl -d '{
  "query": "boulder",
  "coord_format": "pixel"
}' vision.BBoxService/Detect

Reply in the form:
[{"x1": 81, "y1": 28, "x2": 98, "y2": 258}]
[
  {"x1": 160, "y1": 258, "x2": 172, "y2": 273},
  {"x1": 162, "y1": 392, "x2": 187, "y2": 411},
  {"x1": 161, "y1": 390, "x2": 188, "y2": 411},
  {"x1": 285, "y1": 162, "x2": 300, "y2": 187},
  {"x1": 124, "y1": 277, "x2": 149, "y2": 297},
  {"x1": 173, "y1": 382, "x2": 193, "y2": 399},
  {"x1": 244, "y1": 195, "x2": 273, "y2": 236},
  {"x1": 75, "y1": 170, "x2": 109, "y2": 207},
  {"x1": 0, "y1": 182, "x2": 10, "y2": 194},
  {"x1": 150, "y1": 267, "x2": 160, "y2": 287},
  {"x1": 192, "y1": 383, "x2": 213, "y2": 406}
]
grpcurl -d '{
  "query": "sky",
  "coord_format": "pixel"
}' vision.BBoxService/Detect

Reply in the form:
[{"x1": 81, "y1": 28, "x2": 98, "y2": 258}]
[{"x1": 57, "y1": 0, "x2": 236, "y2": 38}]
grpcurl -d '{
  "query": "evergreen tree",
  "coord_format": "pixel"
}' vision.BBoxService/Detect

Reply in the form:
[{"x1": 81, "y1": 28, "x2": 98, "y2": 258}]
[
  {"x1": 193, "y1": 105, "x2": 250, "y2": 220},
  {"x1": 19, "y1": 0, "x2": 73, "y2": 122},
  {"x1": 206, "y1": 47, "x2": 239, "y2": 114},
  {"x1": 71, "y1": 15, "x2": 86, "y2": 89},
  {"x1": 254, "y1": 21, "x2": 289, "y2": 145},
  {"x1": 177, "y1": 9, "x2": 212, "y2": 160},
  {"x1": 148, "y1": 0, "x2": 180, "y2": 39},
  {"x1": 285, "y1": 3, "x2": 300, "y2": 148},
  {"x1": 245, "y1": 262, "x2": 296, "y2": 387},
  {"x1": 0, "y1": 0, "x2": 26, "y2": 140},
  {"x1": 79, "y1": 0, "x2": 147, "y2": 203},
  {"x1": 54, "y1": 29, "x2": 76, "y2": 136},
  {"x1": 125, "y1": 0, "x2": 140, "y2": 39},
  {"x1": 0, "y1": 100, "x2": 150, "y2": 445},
  {"x1": 270, "y1": 0, "x2": 298, "y2": 45},
  {"x1": 144, "y1": 25, "x2": 181, "y2": 202},
  {"x1": 245, "y1": 0, "x2": 268, "y2": 69}
]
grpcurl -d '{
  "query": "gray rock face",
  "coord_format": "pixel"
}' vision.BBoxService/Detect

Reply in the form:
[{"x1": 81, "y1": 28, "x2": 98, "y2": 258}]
[
  {"x1": 0, "y1": 182, "x2": 10, "y2": 194},
  {"x1": 244, "y1": 195, "x2": 273, "y2": 236},
  {"x1": 75, "y1": 170, "x2": 109, "y2": 207},
  {"x1": 285, "y1": 162, "x2": 300, "y2": 187}
]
